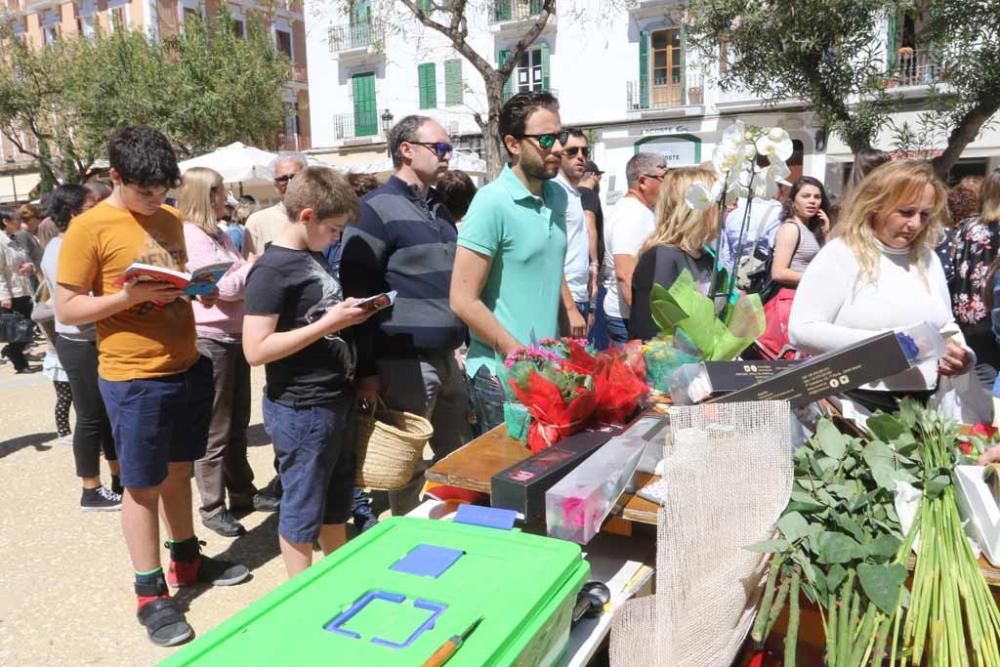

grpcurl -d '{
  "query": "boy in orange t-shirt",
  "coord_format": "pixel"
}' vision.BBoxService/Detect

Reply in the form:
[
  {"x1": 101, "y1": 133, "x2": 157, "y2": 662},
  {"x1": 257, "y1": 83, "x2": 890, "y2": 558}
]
[{"x1": 56, "y1": 126, "x2": 249, "y2": 647}]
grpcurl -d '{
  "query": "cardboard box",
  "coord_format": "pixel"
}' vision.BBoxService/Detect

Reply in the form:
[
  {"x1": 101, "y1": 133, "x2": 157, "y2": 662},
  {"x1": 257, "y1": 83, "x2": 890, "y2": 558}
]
[
  {"x1": 712, "y1": 331, "x2": 914, "y2": 408},
  {"x1": 491, "y1": 430, "x2": 614, "y2": 522},
  {"x1": 670, "y1": 361, "x2": 797, "y2": 404},
  {"x1": 954, "y1": 465, "x2": 1000, "y2": 566}
]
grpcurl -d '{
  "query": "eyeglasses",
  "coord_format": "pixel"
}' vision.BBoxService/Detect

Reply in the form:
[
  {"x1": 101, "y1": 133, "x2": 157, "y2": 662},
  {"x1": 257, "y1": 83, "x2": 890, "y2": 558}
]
[
  {"x1": 519, "y1": 130, "x2": 570, "y2": 151},
  {"x1": 274, "y1": 174, "x2": 295, "y2": 185},
  {"x1": 409, "y1": 141, "x2": 454, "y2": 159},
  {"x1": 642, "y1": 173, "x2": 665, "y2": 182},
  {"x1": 564, "y1": 146, "x2": 590, "y2": 159}
]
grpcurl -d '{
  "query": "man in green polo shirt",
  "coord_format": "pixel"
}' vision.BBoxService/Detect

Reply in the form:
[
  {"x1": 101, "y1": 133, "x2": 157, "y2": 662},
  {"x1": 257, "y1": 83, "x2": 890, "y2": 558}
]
[{"x1": 450, "y1": 91, "x2": 569, "y2": 432}]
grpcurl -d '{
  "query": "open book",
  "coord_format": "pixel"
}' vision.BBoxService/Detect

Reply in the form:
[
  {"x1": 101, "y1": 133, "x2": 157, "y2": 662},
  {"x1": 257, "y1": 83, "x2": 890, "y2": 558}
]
[{"x1": 117, "y1": 261, "x2": 233, "y2": 297}]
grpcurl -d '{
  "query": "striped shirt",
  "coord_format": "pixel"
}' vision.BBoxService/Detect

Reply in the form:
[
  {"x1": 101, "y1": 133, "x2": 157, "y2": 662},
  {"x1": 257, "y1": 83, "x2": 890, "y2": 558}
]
[{"x1": 340, "y1": 175, "x2": 467, "y2": 364}]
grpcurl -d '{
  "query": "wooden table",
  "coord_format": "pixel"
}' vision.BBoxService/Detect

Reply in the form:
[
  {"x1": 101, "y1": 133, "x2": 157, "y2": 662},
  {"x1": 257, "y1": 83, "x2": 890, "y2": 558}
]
[{"x1": 425, "y1": 425, "x2": 661, "y2": 525}]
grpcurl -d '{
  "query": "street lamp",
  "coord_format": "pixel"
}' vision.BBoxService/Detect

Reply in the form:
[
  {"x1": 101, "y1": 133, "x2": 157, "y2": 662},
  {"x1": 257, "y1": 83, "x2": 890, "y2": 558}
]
[{"x1": 380, "y1": 109, "x2": 394, "y2": 134}]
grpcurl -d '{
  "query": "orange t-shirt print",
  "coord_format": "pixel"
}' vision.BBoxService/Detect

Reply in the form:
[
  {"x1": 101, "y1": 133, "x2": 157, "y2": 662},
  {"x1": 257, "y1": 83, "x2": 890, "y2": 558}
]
[{"x1": 57, "y1": 201, "x2": 199, "y2": 381}]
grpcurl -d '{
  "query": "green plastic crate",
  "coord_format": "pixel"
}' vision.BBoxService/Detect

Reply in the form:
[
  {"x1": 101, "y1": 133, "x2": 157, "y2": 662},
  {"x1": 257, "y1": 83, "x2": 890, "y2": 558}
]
[{"x1": 162, "y1": 516, "x2": 589, "y2": 666}]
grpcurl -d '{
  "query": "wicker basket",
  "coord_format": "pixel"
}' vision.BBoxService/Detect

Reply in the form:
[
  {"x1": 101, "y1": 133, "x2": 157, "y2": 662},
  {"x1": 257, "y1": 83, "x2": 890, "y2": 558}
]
[{"x1": 354, "y1": 401, "x2": 434, "y2": 491}]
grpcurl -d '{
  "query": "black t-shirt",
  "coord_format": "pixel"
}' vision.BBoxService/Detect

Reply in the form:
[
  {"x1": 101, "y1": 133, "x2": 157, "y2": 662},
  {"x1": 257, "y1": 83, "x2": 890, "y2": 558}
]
[
  {"x1": 580, "y1": 188, "x2": 605, "y2": 266},
  {"x1": 244, "y1": 245, "x2": 355, "y2": 406},
  {"x1": 629, "y1": 245, "x2": 715, "y2": 341}
]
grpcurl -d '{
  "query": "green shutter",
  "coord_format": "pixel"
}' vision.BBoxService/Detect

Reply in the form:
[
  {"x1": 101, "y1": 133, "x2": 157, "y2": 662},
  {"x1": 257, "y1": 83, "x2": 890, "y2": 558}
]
[
  {"x1": 416, "y1": 0, "x2": 432, "y2": 12},
  {"x1": 418, "y1": 63, "x2": 437, "y2": 109},
  {"x1": 539, "y1": 42, "x2": 550, "y2": 91},
  {"x1": 445, "y1": 58, "x2": 463, "y2": 106},
  {"x1": 352, "y1": 72, "x2": 377, "y2": 136},
  {"x1": 639, "y1": 30, "x2": 650, "y2": 109},
  {"x1": 499, "y1": 49, "x2": 512, "y2": 102},
  {"x1": 886, "y1": 12, "x2": 897, "y2": 73},
  {"x1": 495, "y1": 0, "x2": 511, "y2": 21},
  {"x1": 350, "y1": 0, "x2": 371, "y2": 25},
  {"x1": 529, "y1": 0, "x2": 543, "y2": 14}
]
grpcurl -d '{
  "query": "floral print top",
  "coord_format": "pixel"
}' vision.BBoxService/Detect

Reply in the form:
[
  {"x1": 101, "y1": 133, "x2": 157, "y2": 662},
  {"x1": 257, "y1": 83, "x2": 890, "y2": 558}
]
[{"x1": 945, "y1": 216, "x2": 999, "y2": 328}]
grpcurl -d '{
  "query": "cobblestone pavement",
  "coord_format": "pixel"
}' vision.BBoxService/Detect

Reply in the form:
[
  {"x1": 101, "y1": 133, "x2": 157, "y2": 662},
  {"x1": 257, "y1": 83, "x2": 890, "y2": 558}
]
[{"x1": 0, "y1": 344, "x2": 291, "y2": 665}]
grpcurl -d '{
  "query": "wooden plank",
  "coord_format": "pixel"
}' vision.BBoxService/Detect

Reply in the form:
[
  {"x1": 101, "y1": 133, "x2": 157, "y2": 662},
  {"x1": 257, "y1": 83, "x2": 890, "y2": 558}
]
[{"x1": 425, "y1": 425, "x2": 530, "y2": 493}]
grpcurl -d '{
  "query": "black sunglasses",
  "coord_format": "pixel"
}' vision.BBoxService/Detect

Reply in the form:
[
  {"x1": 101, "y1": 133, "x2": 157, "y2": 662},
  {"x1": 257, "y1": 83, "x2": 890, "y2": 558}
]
[
  {"x1": 274, "y1": 174, "x2": 295, "y2": 184},
  {"x1": 642, "y1": 172, "x2": 665, "y2": 182},
  {"x1": 519, "y1": 130, "x2": 570, "y2": 151},
  {"x1": 410, "y1": 141, "x2": 454, "y2": 159},
  {"x1": 564, "y1": 146, "x2": 590, "y2": 158}
]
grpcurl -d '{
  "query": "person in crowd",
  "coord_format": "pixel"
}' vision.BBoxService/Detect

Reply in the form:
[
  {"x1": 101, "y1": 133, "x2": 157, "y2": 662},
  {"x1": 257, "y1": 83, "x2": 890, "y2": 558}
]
[
  {"x1": 41, "y1": 184, "x2": 123, "y2": 509},
  {"x1": 939, "y1": 168, "x2": 1000, "y2": 386},
  {"x1": 451, "y1": 91, "x2": 569, "y2": 432},
  {"x1": 56, "y1": 126, "x2": 249, "y2": 647},
  {"x1": 757, "y1": 176, "x2": 831, "y2": 359},
  {"x1": 436, "y1": 169, "x2": 477, "y2": 224},
  {"x1": 242, "y1": 167, "x2": 376, "y2": 578},
  {"x1": 179, "y1": 167, "x2": 257, "y2": 539},
  {"x1": 938, "y1": 183, "x2": 981, "y2": 280},
  {"x1": 40, "y1": 322, "x2": 73, "y2": 442},
  {"x1": 1, "y1": 208, "x2": 37, "y2": 372},
  {"x1": 37, "y1": 200, "x2": 62, "y2": 249},
  {"x1": 15, "y1": 203, "x2": 44, "y2": 267},
  {"x1": 789, "y1": 160, "x2": 973, "y2": 413},
  {"x1": 554, "y1": 128, "x2": 593, "y2": 335},
  {"x1": 86, "y1": 179, "x2": 114, "y2": 203},
  {"x1": 341, "y1": 116, "x2": 471, "y2": 516},
  {"x1": 217, "y1": 202, "x2": 245, "y2": 255},
  {"x1": 600, "y1": 153, "x2": 667, "y2": 344},
  {"x1": 718, "y1": 192, "x2": 784, "y2": 276},
  {"x1": 244, "y1": 153, "x2": 306, "y2": 259},
  {"x1": 848, "y1": 148, "x2": 892, "y2": 192},
  {"x1": 629, "y1": 167, "x2": 719, "y2": 341},
  {"x1": 958, "y1": 175, "x2": 984, "y2": 199},
  {"x1": 578, "y1": 160, "x2": 608, "y2": 347}
]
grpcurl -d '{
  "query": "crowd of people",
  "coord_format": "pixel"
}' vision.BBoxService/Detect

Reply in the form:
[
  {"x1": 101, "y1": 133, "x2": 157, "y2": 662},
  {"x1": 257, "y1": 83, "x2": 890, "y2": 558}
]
[{"x1": 0, "y1": 89, "x2": 996, "y2": 647}]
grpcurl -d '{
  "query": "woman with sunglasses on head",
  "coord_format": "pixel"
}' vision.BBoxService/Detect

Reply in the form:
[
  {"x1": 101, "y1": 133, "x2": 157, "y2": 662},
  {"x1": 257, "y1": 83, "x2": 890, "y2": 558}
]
[
  {"x1": 757, "y1": 176, "x2": 831, "y2": 359},
  {"x1": 180, "y1": 167, "x2": 257, "y2": 538},
  {"x1": 789, "y1": 160, "x2": 973, "y2": 413},
  {"x1": 41, "y1": 184, "x2": 123, "y2": 509},
  {"x1": 628, "y1": 167, "x2": 719, "y2": 341}
]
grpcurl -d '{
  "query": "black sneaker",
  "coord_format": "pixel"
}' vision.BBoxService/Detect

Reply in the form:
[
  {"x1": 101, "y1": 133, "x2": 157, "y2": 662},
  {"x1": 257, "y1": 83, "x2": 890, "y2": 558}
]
[
  {"x1": 202, "y1": 509, "x2": 246, "y2": 538},
  {"x1": 252, "y1": 490, "x2": 280, "y2": 513},
  {"x1": 167, "y1": 538, "x2": 250, "y2": 588},
  {"x1": 111, "y1": 475, "x2": 124, "y2": 496},
  {"x1": 353, "y1": 504, "x2": 379, "y2": 533},
  {"x1": 81, "y1": 486, "x2": 122, "y2": 511}
]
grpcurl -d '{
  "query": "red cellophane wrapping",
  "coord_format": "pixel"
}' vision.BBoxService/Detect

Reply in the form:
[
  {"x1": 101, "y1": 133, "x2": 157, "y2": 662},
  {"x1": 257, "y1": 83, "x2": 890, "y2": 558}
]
[
  {"x1": 593, "y1": 355, "x2": 648, "y2": 425},
  {"x1": 509, "y1": 370, "x2": 597, "y2": 453}
]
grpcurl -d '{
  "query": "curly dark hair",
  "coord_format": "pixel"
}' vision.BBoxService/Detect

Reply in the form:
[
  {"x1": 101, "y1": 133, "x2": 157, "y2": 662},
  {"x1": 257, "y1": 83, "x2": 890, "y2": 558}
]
[
  {"x1": 108, "y1": 125, "x2": 181, "y2": 189},
  {"x1": 436, "y1": 170, "x2": 477, "y2": 220},
  {"x1": 781, "y1": 176, "x2": 832, "y2": 239},
  {"x1": 947, "y1": 186, "x2": 979, "y2": 227},
  {"x1": 498, "y1": 91, "x2": 560, "y2": 156},
  {"x1": 48, "y1": 184, "x2": 90, "y2": 231}
]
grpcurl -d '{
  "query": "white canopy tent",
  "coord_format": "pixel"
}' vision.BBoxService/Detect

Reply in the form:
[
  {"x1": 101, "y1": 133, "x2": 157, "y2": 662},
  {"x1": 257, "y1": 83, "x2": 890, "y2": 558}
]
[
  {"x1": 357, "y1": 149, "x2": 487, "y2": 177},
  {"x1": 178, "y1": 142, "x2": 278, "y2": 185}
]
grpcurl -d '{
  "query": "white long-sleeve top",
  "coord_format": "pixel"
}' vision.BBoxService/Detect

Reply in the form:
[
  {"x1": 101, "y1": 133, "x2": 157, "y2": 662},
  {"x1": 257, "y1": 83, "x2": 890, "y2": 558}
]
[
  {"x1": 789, "y1": 237, "x2": 969, "y2": 392},
  {"x1": 0, "y1": 233, "x2": 33, "y2": 301}
]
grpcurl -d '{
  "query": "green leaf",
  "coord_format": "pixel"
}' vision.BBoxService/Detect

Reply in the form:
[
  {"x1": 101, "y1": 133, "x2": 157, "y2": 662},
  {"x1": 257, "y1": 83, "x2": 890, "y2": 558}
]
[
  {"x1": 786, "y1": 500, "x2": 826, "y2": 514},
  {"x1": 866, "y1": 413, "x2": 907, "y2": 442},
  {"x1": 777, "y1": 512, "x2": 810, "y2": 543},
  {"x1": 862, "y1": 441, "x2": 894, "y2": 469},
  {"x1": 816, "y1": 532, "x2": 865, "y2": 564},
  {"x1": 744, "y1": 538, "x2": 790, "y2": 553},
  {"x1": 826, "y1": 564, "x2": 847, "y2": 592},
  {"x1": 816, "y1": 420, "x2": 849, "y2": 460},
  {"x1": 835, "y1": 515, "x2": 866, "y2": 543},
  {"x1": 868, "y1": 534, "x2": 902, "y2": 558},
  {"x1": 925, "y1": 474, "x2": 950, "y2": 498},
  {"x1": 857, "y1": 563, "x2": 907, "y2": 615}
]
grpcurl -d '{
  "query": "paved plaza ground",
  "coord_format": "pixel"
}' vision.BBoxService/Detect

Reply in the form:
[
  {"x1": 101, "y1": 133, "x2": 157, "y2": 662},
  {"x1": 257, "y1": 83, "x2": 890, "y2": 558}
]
[{"x1": 0, "y1": 343, "x2": 291, "y2": 664}]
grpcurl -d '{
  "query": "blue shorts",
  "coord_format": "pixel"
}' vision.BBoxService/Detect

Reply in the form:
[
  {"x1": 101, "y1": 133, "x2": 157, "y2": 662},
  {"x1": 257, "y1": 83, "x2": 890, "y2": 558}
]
[
  {"x1": 98, "y1": 355, "x2": 213, "y2": 488},
  {"x1": 263, "y1": 395, "x2": 355, "y2": 544}
]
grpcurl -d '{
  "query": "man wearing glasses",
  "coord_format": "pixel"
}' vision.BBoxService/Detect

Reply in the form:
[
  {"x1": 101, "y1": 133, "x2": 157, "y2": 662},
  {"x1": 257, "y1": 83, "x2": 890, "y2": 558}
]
[
  {"x1": 600, "y1": 153, "x2": 667, "y2": 344},
  {"x1": 340, "y1": 115, "x2": 471, "y2": 515},
  {"x1": 243, "y1": 153, "x2": 306, "y2": 259},
  {"x1": 451, "y1": 91, "x2": 570, "y2": 432},
  {"x1": 553, "y1": 129, "x2": 594, "y2": 337}
]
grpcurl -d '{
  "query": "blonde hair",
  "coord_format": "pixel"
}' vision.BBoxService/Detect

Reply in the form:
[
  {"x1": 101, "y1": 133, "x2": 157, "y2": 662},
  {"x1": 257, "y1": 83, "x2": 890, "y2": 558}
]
[
  {"x1": 284, "y1": 166, "x2": 360, "y2": 224},
  {"x1": 834, "y1": 160, "x2": 948, "y2": 287},
  {"x1": 978, "y1": 169, "x2": 1000, "y2": 224},
  {"x1": 178, "y1": 167, "x2": 224, "y2": 238},
  {"x1": 640, "y1": 167, "x2": 718, "y2": 258}
]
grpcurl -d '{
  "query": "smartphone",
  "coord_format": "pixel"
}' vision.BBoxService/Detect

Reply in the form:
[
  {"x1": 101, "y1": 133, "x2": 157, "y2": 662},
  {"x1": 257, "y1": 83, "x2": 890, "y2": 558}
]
[{"x1": 354, "y1": 290, "x2": 397, "y2": 313}]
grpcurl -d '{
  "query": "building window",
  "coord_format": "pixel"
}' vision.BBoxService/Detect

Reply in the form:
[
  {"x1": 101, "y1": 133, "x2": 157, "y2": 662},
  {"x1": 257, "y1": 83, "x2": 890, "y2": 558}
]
[
  {"x1": 352, "y1": 72, "x2": 378, "y2": 137},
  {"x1": 719, "y1": 36, "x2": 730, "y2": 76},
  {"x1": 516, "y1": 47, "x2": 544, "y2": 93},
  {"x1": 183, "y1": 7, "x2": 199, "y2": 23},
  {"x1": 232, "y1": 19, "x2": 245, "y2": 38},
  {"x1": 111, "y1": 6, "x2": 128, "y2": 31},
  {"x1": 444, "y1": 58, "x2": 463, "y2": 106},
  {"x1": 650, "y1": 28, "x2": 682, "y2": 106},
  {"x1": 418, "y1": 62, "x2": 437, "y2": 109},
  {"x1": 275, "y1": 29, "x2": 293, "y2": 58},
  {"x1": 285, "y1": 102, "x2": 300, "y2": 144}
]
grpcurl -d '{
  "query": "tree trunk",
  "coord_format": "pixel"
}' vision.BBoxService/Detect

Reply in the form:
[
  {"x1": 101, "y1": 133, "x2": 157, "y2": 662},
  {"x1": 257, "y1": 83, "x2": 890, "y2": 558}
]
[
  {"x1": 483, "y1": 78, "x2": 507, "y2": 180},
  {"x1": 932, "y1": 98, "x2": 1000, "y2": 180}
]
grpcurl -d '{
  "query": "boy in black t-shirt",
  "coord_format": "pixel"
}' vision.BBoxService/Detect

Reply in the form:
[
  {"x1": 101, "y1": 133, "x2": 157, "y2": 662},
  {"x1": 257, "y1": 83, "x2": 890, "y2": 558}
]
[{"x1": 242, "y1": 167, "x2": 375, "y2": 577}]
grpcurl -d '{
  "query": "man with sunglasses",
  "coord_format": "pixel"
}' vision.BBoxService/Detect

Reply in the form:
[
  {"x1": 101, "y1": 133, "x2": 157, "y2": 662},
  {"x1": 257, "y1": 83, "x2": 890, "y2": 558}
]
[
  {"x1": 554, "y1": 129, "x2": 594, "y2": 337},
  {"x1": 244, "y1": 153, "x2": 306, "y2": 260},
  {"x1": 341, "y1": 115, "x2": 470, "y2": 515},
  {"x1": 451, "y1": 91, "x2": 570, "y2": 432},
  {"x1": 601, "y1": 153, "x2": 667, "y2": 344}
]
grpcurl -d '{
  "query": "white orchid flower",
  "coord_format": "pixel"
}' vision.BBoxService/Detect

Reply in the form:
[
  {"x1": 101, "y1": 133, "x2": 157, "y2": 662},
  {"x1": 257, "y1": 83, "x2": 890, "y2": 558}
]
[
  {"x1": 767, "y1": 159, "x2": 791, "y2": 181},
  {"x1": 722, "y1": 120, "x2": 746, "y2": 145},
  {"x1": 755, "y1": 126, "x2": 794, "y2": 162},
  {"x1": 685, "y1": 182, "x2": 714, "y2": 211}
]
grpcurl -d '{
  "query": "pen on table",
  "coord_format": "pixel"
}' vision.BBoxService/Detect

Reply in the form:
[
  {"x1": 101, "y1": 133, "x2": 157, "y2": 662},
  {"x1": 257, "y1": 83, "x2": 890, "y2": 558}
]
[{"x1": 421, "y1": 617, "x2": 484, "y2": 667}]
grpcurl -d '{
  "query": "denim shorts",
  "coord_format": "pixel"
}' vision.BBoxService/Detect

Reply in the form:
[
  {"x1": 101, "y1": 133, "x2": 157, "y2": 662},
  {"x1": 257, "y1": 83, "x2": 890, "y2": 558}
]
[
  {"x1": 263, "y1": 395, "x2": 355, "y2": 544},
  {"x1": 98, "y1": 355, "x2": 213, "y2": 488}
]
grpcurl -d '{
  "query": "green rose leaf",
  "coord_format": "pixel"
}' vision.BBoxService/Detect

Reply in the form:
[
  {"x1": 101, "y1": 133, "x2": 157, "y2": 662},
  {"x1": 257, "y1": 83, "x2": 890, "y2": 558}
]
[
  {"x1": 858, "y1": 562, "x2": 907, "y2": 615},
  {"x1": 816, "y1": 420, "x2": 849, "y2": 460},
  {"x1": 867, "y1": 413, "x2": 907, "y2": 442},
  {"x1": 816, "y1": 532, "x2": 864, "y2": 564},
  {"x1": 777, "y1": 512, "x2": 810, "y2": 543},
  {"x1": 868, "y1": 534, "x2": 903, "y2": 558},
  {"x1": 744, "y1": 538, "x2": 790, "y2": 553}
]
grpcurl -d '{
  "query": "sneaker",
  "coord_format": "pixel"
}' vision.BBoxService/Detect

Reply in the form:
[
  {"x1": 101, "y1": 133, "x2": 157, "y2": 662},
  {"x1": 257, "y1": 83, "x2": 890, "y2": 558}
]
[
  {"x1": 202, "y1": 509, "x2": 246, "y2": 538},
  {"x1": 81, "y1": 486, "x2": 122, "y2": 511},
  {"x1": 252, "y1": 490, "x2": 280, "y2": 513},
  {"x1": 167, "y1": 539, "x2": 250, "y2": 588},
  {"x1": 135, "y1": 575, "x2": 192, "y2": 647},
  {"x1": 57, "y1": 434, "x2": 73, "y2": 446},
  {"x1": 352, "y1": 503, "x2": 379, "y2": 533},
  {"x1": 111, "y1": 476, "x2": 124, "y2": 497}
]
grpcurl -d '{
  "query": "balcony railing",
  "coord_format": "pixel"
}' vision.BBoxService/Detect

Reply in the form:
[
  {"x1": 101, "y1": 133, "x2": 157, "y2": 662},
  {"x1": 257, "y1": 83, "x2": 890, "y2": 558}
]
[
  {"x1": 626, "y1": 72, "x2": 704, "y2": 112},
  {"x1": 489, "y1": 0, "x2": 545, "y2": 24},
  {"x1": 889, "y1": 48, "x2": 942, "y2": 88},
  {"x1": 328, "y1": 18, "x2": 384, "y2": 54},
  {"x1": 332, "y1": 112, "x2": 379, "y2": 141}
]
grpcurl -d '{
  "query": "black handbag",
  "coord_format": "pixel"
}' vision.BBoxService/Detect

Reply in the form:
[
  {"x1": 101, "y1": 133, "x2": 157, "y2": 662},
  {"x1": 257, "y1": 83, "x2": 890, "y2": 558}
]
[
  {"x1": 752, "y1": 223, "x2": 801, "y2": 305},
  {"x1": 0, "y1": 311, "x2": 34, "y2": 344}
]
